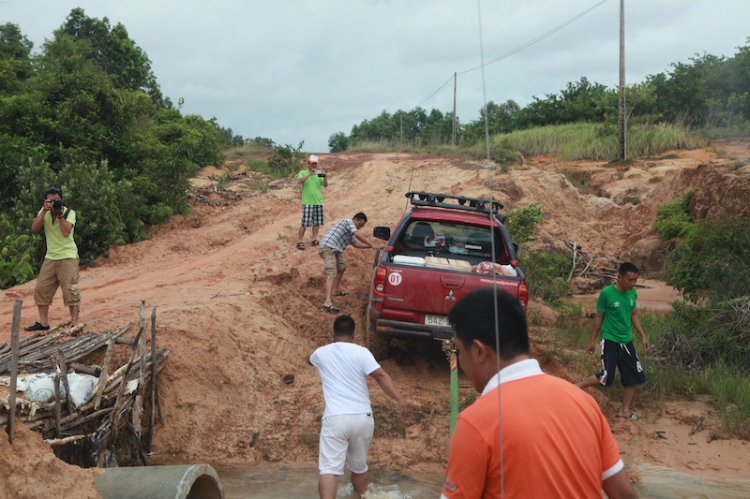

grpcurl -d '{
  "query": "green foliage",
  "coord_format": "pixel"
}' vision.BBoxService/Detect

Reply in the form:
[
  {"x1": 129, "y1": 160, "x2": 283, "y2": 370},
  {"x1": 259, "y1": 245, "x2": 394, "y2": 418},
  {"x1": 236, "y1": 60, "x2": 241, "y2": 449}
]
[
  {"x1": 505, "y1": 203, "x2": 570, "y2": 306},
  {"x1": 652, "y1": 300, "x2": 750, "y2": 372},
  {"x1": 654, "y1": 189, "x2": 695, "y2": 240},
  {"x1": 666, "y1": 216, "x2": 750, "y2": 302},
  {"x1": 266, "y1": 141, "x2": 305, "y2": 178},
  {"x1": 520, "y1": 251, "x2": 571, "y2": 306},
  {"x1": 0, "y1": 10, "x2": 226, "y2": 288},
  {"x1": 328, "y1": 131, "x2": 349, "y2": 152},
  {"x1": 505, "y1": 202, "x2": 543, "y2": 246},
  {"x1": 0, "y1": 234, "x2": 35, "y2": 288}
]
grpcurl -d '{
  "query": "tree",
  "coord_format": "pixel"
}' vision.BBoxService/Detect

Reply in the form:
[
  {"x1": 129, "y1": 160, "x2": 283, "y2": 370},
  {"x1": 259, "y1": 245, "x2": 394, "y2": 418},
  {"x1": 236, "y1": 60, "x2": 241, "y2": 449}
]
[
  {"x1": 328, "y1": 132, "x2": 348, "y2": 152},
  {"x1": 0, "y1": 23, "x2": 33, "y2": 94}
]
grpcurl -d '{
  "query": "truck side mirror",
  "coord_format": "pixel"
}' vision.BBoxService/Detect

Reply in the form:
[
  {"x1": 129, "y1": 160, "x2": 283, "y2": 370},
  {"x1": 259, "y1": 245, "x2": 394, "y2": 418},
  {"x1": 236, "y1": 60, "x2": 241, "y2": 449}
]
[{"x1": 373, "y1": 226, "x2": 391, "y2": 241}]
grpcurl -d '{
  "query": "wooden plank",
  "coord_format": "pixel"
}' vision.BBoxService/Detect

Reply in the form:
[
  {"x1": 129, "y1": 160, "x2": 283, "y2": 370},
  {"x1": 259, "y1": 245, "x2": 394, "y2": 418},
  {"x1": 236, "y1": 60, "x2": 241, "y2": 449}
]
[
  {"x1": 147, "y1": 306, "x2": 157, "y2": 452},
  {"x1": 7, "y1": 300, "x2": 22, "y2": 443},
  {"x1": 93, "y1": 340, "x2": 114, "y2": 410},
  {"x1": 54, "y1": 373, "x2": 62, "y2": 438}
]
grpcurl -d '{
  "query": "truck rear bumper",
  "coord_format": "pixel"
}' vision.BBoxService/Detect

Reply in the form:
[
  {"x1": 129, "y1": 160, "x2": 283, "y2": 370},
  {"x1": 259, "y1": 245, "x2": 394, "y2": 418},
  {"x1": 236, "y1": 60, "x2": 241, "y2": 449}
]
[{"x1": 375, "y1": 318, "x2": 453, "y2": 341}]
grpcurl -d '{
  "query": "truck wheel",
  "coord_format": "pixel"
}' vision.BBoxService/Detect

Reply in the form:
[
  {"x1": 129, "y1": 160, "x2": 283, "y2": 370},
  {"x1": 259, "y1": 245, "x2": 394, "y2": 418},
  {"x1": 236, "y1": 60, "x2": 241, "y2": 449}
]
[{"x1": 366, "y1": 307, "x2": 390, "y2": 360}]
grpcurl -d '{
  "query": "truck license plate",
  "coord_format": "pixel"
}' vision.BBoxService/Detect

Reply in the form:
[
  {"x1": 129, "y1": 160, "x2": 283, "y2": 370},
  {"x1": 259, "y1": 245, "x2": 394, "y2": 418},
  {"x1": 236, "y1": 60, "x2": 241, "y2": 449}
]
[{"x1": 425, "y1": 314, "x2": 450, "y2": 327}]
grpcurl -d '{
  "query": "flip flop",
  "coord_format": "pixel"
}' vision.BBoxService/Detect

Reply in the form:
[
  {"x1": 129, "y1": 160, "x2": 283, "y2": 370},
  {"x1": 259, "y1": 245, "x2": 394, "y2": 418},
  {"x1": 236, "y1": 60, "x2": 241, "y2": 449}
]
[
  {"x1": 333, "y1": 291, "x2": 348, "y2": 296},
  {"x1": 311, "y1": 240, "x2": 319, "y2": 246},
  {"x1": 296, "y1": 242, "x2": 305, "y2": 250},
  {"x1": 615, "y1": 413, "x2": 639, "y2": 420},
  {"x1": 321, "y1": 305, "x2": 340, "y2": 313}
]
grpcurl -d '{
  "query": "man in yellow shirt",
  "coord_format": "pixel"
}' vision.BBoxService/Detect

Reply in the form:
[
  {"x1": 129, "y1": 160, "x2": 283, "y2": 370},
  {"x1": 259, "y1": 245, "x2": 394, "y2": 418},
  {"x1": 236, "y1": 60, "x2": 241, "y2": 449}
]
[{"x1": 25, "y1": 186, "x2": 81, "y2": 331}]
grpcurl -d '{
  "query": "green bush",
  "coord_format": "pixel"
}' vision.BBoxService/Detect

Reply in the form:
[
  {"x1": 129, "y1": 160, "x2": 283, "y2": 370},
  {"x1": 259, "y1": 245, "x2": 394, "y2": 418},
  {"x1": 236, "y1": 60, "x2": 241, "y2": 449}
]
[
  {"x1": 667, "y1": 216, "x2": 750, "y2": 302},
  {"x1": 521, "y1": 251, "x2": 571, "y2": 306},
  {"x1": 505, "y1": 202, "x2": 543, "y2": 246},
  {"x1": 654, "y1": 189, "x2": 695, "y2": 240},
  {"x1": 267, "y1": 141, "x2": 305, "y2": 178},
  {"x1": 0, "y1": 234, "x2": 35, "y2": 288}
]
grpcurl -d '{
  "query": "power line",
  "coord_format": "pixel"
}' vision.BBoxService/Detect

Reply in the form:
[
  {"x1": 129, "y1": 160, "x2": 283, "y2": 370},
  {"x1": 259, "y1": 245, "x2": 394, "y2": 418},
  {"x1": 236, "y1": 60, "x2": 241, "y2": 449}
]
[
  {"x1": 416, "y1": 0, "x2": 611, "y2": 107},
  {"x1": 459, "y1": 0, "x2": 610, "y2": 75},
  {"x1": 416, "y1": 75, "x2": 454, "y2": 109}
]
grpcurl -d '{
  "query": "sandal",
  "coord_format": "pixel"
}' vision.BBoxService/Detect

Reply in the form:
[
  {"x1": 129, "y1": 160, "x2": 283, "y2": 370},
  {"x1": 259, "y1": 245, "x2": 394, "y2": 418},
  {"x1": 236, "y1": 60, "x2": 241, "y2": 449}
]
[
  {"x1": 311, "y1": 240, "x2": 319, "y2": 246},
  {"x1": 615, "y1": 413, "x2": 639, "y2": 420},
  {"x1": 321, "y1": 305, "x2": 340, "y2": 313},
  {"x1": 25, "y1": 322, "x2": 50, "y2": 332},
  {"x1": 296, "y1": 242, "x2": 305, "y2": 250},
  {"x1": 333, "y1": 291, "x2": 348, "y2": 296}
]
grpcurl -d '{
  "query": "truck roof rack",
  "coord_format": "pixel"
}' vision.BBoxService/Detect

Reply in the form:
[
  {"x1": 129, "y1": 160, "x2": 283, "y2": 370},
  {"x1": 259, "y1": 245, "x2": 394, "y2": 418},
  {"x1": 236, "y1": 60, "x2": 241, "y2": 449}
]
[{"x1": 405, "y1": 191, "x2": 506, "y2": 220}]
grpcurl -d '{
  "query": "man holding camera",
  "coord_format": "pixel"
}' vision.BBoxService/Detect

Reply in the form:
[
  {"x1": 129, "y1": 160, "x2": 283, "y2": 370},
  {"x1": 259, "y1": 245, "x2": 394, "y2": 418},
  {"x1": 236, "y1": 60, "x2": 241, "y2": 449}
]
[
  {"x1": 25, "y1": 186, "x2": 81, "y2": 332},
  {"x1": 296, "y1": 154, "x2": 327, "y2": 250}
]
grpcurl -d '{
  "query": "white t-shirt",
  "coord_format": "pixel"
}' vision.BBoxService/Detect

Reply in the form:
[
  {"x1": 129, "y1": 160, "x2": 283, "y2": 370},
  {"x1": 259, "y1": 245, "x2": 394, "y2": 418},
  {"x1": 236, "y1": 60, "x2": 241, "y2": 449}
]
[{"x1": 310, "y1": 342, "x2": 381, "y2": 419}]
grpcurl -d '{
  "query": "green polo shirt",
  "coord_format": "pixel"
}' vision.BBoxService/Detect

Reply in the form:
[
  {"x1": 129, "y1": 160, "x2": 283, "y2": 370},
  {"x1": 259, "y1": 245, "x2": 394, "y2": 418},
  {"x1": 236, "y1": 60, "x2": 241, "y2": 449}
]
[
  {"x1": 596, "y1": 284, "x2": 636, "y2": 344},
  {"x1": 41, "y1": 208, "x2": 79, "y2": 260}
]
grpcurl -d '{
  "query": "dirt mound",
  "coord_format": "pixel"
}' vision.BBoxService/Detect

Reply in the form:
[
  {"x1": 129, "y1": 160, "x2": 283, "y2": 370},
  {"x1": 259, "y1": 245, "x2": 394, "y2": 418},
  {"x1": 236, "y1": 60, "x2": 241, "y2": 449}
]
[{"x1": 2, "y1": 140, "x2": 750, "y2": 491}]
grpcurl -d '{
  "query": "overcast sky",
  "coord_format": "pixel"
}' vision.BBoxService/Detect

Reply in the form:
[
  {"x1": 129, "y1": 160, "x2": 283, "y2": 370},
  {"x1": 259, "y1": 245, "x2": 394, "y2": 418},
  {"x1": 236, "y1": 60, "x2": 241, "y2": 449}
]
[{"x1": 3, "y1": 0, "x2": 749, "y2": 152}]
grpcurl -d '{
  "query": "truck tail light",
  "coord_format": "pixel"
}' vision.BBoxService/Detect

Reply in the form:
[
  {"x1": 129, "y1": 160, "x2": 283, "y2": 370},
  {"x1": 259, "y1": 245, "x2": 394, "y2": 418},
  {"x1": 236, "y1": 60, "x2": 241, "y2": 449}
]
[
  {"x1": 518, "y1": 282, "x2": 529, "y2": 311},
  {"x1": 374, "y1": 265, "x2": 387, "y2": 294}
]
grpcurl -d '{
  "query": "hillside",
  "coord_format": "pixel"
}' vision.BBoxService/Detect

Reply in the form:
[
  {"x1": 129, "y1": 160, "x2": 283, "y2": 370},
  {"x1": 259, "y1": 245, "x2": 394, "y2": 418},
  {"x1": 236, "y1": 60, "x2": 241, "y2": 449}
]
[{"x1": 2, "y1": 139, "x2": 750, "y2": 496}]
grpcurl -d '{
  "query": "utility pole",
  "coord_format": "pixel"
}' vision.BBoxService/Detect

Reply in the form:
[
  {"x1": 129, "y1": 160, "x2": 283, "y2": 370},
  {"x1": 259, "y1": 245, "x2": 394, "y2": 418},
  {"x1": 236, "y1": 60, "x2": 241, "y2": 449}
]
[
  {"x1": 618, "y1": 0, "x2": 626, "y2": 162},
  {"x1": 452, "y1": 72, "x2": 457, "y2": 147}
]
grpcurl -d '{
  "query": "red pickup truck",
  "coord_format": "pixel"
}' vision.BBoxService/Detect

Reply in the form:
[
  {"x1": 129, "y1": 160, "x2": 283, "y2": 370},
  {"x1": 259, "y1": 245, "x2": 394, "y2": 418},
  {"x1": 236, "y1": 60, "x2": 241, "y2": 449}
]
[{"x1": 366, "y1": 191, "x2": 528, "y2": 359}]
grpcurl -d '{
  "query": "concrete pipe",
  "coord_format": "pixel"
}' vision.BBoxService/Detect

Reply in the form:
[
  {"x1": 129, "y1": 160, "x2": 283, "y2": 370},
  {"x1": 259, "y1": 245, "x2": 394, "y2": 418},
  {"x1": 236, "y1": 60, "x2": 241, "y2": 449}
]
[{"x1": 94, "y1": 464, "x2": 224, "y2": 499}]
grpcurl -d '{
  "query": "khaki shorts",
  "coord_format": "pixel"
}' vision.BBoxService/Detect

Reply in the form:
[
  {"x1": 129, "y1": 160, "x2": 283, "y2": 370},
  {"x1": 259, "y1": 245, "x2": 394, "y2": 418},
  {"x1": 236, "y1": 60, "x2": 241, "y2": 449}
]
[
  {"x1": 319, "y1": 247, "x2": 346, "y2": 277},
  {"x1": 34, "y1": 258, "x2": 81, "y2": 307},
  {"x1": 319, "y1": 413, "x2": 375, "y2": 475}
]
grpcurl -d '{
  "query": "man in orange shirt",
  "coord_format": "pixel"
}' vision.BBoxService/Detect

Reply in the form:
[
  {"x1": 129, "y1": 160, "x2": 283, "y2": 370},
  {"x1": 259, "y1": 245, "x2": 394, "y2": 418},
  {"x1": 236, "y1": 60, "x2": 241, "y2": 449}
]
[{"x1": 442, "y1": 288, "x2": 637, "y2": 499}]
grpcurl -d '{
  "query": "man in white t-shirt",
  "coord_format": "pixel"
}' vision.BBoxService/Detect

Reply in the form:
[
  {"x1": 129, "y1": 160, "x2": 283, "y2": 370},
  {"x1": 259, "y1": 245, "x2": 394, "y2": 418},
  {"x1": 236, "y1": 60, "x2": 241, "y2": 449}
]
[{"x1": 308, "y1": 315, "x2": 412, "y2": 499}]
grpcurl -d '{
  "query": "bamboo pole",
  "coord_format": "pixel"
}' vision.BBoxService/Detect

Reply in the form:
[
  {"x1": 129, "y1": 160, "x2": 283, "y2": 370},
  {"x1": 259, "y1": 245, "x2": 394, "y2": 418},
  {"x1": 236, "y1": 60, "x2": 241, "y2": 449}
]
[{"x1": 7, "y1": 300, "x2": 22, "y2": 443}]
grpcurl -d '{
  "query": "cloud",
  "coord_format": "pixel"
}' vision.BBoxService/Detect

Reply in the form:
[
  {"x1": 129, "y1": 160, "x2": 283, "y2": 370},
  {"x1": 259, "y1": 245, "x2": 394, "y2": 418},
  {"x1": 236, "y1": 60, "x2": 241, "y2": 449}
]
[{"x1": 3, "y1": 0, "x2": 749, "y2": 151}]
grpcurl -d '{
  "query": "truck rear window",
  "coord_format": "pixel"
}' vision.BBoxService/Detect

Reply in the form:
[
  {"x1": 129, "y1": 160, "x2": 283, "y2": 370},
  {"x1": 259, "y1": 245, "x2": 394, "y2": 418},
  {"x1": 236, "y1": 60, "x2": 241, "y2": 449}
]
[{"x1": 400, "y1": 221, "x2": 508, "y2": 262}]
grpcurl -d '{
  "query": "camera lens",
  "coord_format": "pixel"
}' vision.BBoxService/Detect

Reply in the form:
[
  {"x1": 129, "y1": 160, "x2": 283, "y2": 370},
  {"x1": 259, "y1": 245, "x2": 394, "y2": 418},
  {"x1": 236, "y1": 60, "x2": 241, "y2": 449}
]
[{"x1": 52, "y1": 199, "x2": 62, "y2": 210}]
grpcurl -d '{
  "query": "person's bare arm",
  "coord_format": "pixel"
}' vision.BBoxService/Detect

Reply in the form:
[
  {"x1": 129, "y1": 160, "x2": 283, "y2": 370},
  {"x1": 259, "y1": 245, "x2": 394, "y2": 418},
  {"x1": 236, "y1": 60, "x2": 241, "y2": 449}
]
[
  {"x1": 586, "y1": 312, "x2": 604, "y2": 354},
  {"x1": 602, "y1": 469, "x2": 638, "y2": 499},
  {"x1": 31, "y1": 203, "x2": 50, "y2": 232},
  {"x1": 631, "y1": 310, "x2": 650, "y2": 352},
  {"x1": 297, "y1": 172, "x2": 314, "y2": 185},
  {"x1": 369, "y1": 368, "x2": 412, "y2": 415},
  {"x1": 353, "y1": 231, "x2": 375, "y2": 249},
  {"x1": 58, "y1": 214, "x2": 74, "y2": 238}
]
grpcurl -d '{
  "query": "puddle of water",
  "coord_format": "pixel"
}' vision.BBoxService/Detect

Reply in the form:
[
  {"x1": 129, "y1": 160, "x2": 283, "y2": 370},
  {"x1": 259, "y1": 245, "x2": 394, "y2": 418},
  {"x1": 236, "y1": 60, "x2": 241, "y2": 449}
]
[
  {"x1": 633, "y1": 463, "x2": 750, "y2": 499},
  {"x1": 219, "y1": 464, "x2": 443, "y2": 498},
  {"x1": 220, "y1": 462, "x2": 750, "y2": 498}
]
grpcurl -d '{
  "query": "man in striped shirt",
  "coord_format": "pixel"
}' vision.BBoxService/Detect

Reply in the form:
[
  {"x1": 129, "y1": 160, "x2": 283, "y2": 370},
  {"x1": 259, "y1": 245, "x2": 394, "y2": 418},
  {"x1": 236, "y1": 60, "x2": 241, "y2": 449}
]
[{"x1": 318, "y1": 212, "x2": 377, "y2": 312}]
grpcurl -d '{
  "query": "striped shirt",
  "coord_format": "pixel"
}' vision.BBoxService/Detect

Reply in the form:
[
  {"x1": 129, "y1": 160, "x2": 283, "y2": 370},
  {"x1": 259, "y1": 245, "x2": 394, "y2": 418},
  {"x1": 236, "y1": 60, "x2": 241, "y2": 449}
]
[{"x1": 320, "y1": 218, "x2": 357, "y2": 253}]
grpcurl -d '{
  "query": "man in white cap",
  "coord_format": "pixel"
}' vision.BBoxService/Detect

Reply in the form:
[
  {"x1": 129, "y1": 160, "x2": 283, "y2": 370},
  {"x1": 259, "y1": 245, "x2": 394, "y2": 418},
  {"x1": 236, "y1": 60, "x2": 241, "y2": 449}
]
[{"x1": 297, "y1": 154, "x2": 328, "y2": 250}]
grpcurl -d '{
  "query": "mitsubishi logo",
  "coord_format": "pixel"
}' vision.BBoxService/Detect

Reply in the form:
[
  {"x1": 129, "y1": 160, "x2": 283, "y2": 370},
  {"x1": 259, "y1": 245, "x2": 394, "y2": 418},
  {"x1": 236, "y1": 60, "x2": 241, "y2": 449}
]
[{"x1": 445, "y1": 290, "x2": 456, "y2": 301}]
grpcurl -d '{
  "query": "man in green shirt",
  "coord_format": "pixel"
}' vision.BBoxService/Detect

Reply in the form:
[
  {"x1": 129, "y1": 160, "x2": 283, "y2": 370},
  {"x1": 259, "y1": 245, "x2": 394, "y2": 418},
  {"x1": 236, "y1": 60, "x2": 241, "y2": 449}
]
[
  {"x1": 296, "y1": 154, "x2": 328, "y2": 250},
  {"x1": 25, "y1": 186, "x2": 81, "y2": 332},
  {"x1": 577, "y1": 262, "x2": 650, "y2": 420}
]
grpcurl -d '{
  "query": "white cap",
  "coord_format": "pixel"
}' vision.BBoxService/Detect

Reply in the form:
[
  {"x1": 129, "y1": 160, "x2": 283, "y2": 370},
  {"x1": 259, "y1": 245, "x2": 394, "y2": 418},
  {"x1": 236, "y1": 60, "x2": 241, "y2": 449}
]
[{"x1": 308, "y1": 155, "x2": 319, "y2": 164}]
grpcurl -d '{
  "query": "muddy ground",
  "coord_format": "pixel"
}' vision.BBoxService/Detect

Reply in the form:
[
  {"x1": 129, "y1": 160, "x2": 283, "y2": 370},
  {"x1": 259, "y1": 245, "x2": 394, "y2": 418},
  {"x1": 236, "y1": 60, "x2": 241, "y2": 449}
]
[{"x1": 2, "y1": 139, "x2": 750, "y2": 497}]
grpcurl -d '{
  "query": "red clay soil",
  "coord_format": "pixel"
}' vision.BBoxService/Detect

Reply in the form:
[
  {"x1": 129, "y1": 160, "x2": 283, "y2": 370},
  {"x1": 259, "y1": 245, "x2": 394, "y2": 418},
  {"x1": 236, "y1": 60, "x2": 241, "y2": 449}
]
[{"x1": 2, "y1": 140, "x2": 750, "y2": 497}]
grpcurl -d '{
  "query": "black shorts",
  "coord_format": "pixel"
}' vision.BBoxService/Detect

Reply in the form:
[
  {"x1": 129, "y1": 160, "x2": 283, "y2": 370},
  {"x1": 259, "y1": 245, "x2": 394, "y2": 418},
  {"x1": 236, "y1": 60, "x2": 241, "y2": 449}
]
[{"x1": 596, "y1": 339, "x2": 646, "y2": 388}]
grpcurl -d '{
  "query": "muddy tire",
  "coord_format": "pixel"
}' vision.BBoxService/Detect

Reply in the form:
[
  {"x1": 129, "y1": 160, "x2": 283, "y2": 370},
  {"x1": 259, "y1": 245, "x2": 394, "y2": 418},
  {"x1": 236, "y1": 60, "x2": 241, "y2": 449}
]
[{"x1": 365, "y1": 306, "x2": 390, "y2": 360}]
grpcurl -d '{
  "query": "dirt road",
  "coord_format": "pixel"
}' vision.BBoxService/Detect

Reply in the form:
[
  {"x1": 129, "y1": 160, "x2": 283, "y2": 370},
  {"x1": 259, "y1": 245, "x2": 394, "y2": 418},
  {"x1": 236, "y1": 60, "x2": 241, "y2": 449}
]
[{"x1": 2, "y1": 141, "x2": 750, "y2": 495}]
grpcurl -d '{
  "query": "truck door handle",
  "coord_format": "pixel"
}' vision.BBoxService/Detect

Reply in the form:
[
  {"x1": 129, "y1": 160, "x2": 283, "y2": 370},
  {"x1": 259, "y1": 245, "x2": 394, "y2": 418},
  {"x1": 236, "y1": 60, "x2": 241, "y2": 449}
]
[{"x1": 441, "y1": 275, "x2": 465, "y2": 289}]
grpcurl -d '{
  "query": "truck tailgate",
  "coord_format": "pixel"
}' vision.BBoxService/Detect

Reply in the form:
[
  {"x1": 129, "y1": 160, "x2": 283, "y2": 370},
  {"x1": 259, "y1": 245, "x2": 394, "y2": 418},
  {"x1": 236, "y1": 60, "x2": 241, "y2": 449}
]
[{"x1": 381, "y1": 264, "x2": 522, "y2": 318}]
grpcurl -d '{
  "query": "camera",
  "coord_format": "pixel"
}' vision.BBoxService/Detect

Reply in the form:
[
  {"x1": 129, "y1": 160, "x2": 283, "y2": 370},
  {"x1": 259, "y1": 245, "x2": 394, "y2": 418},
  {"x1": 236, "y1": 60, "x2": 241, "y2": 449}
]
[{"x1": 52, "y1": 199, "x2": 63, "y2": 211}]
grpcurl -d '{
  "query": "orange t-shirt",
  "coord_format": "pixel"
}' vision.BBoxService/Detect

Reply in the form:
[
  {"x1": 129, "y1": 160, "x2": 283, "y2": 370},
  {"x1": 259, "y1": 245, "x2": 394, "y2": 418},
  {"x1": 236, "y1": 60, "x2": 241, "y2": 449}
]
[{"x1": 443, "y1": 365, "x2": 622, "y2": 498}]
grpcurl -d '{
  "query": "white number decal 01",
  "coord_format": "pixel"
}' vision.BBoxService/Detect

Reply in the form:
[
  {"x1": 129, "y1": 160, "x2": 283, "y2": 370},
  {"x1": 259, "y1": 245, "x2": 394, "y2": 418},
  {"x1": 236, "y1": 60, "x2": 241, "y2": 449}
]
[{"x1": 388, "y1": 273, "x2": 402, "y2": 286}]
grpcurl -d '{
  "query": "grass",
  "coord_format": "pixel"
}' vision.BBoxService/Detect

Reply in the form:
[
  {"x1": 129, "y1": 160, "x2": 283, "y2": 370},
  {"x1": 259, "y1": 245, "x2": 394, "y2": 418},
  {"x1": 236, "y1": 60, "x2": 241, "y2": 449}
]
[
  {"x1": 346, "y1": 123, "x2": 710, "y2": 163},
  {"x1": 483, "y1": 123, "x2": 708, "y2": 162},
  {"x1": 554, "y1": 306, "x2": 750, "y2": 437}
]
